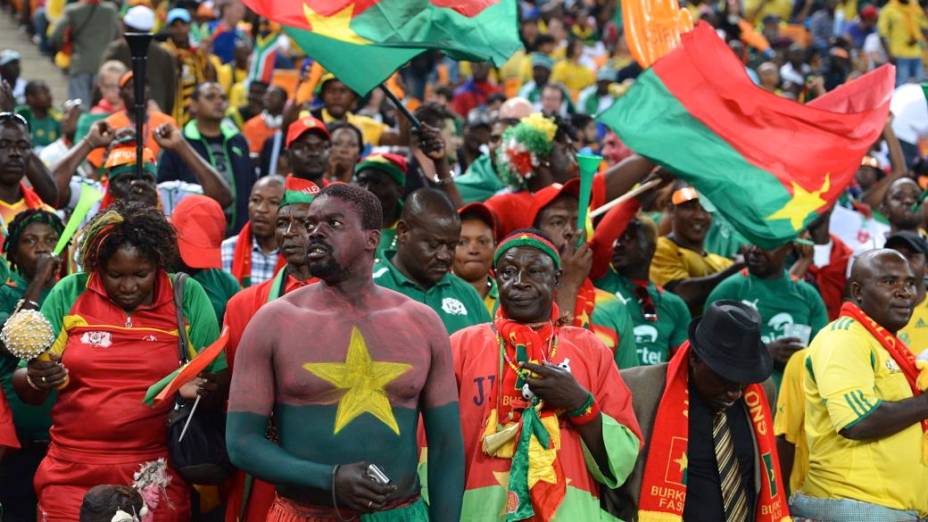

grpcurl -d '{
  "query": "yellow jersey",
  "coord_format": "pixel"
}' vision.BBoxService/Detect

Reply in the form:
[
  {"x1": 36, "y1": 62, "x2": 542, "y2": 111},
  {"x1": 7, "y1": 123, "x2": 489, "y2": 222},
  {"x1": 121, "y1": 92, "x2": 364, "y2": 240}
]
[
  {"x1": 649, "y1": 236, "x2": 733, "y2": 288},
  {"x1": 774, "y1": 347, "x2": 809, "y2": 494},
  {"x1": 802, "y1": 317, "x2": 928, "y2": 515},
  {"x1": 878, "y1": 0, "x2": 928, "y2": 59},
  {"x1": 898, "y1": 295, "x2": 928, "y2": 355}
]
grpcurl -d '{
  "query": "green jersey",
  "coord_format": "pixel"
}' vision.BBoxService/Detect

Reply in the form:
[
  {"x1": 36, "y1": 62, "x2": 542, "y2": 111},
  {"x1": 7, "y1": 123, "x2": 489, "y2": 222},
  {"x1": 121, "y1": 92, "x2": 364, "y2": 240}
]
[
  {"x1": 454, "y1": 154, "x2": 505, "y2": 204},
  {"x1": 16, "y1": 106, "x2": 61, "y2": 148},
  {"x1": 376, "y1": 225, "x2": 397, "y2": 263},
  {"x1": 594, "y1": 269, "x2": 691, "y2": 366},
  {"x1": 373, "y1": 253, "x2": 492, "y2": 334},
  {"x1": 192, "y1": 268, "x2": 241, "y2": 323},
  {"x1": 707, "y1": 269, "x2": 828, "y2": 386}
]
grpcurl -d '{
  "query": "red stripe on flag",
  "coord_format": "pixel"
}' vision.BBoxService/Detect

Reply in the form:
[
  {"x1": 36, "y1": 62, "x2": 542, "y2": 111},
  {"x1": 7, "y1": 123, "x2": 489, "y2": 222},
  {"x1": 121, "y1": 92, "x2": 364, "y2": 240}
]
[
  {"x1": 651, "y1": 22, "x2": 893, "y2": 200},
  {"x1": 153, "y1": 327, "x2": 230, "y2": 405}
]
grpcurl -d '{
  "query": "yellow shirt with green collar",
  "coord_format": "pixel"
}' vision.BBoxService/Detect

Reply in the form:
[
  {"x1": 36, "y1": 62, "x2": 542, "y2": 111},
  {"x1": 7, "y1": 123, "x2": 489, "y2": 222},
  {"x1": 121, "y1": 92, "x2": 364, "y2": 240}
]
[
  {"x1": 898, "y1": 295, "x2": 928, "y2": 355},
  {"x1": 802, "y1": 316, "x2": 928, "y2": 515}
]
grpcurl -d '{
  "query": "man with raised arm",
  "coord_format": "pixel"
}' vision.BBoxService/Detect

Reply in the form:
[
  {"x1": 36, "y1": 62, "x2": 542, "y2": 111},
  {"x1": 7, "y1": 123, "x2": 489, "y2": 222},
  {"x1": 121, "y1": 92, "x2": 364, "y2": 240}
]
[{"x1": 227, "y1": 183, "x2": 465, "y2": 521}]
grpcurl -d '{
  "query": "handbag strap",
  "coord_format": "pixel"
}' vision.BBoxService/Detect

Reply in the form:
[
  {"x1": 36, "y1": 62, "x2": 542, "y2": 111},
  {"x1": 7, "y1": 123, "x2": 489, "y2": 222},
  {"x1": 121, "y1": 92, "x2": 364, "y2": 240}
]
[{"x1": 173, "y1": 273, "x2": 191, "y2": 365}]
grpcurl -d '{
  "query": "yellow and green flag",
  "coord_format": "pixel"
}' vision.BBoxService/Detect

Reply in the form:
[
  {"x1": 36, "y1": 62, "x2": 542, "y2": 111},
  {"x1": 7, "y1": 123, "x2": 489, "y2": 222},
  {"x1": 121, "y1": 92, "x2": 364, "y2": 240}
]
[{"x1": 241, "y1": 0, "x2": 522, "y2": 95}]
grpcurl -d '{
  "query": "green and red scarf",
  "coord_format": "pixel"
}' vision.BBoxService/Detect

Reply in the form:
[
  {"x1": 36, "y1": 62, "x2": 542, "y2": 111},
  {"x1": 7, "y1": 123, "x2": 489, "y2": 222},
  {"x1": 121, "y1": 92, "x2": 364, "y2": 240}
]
[
  {"x1": 638, "y1": 342, "x2": 789, "y2": 522},
  {"x1": 839, "y1": 302, "x2": 928, "y2": 463},
  {"x1": 482, "y1": 304, "x2": 566, "y2": 521}
]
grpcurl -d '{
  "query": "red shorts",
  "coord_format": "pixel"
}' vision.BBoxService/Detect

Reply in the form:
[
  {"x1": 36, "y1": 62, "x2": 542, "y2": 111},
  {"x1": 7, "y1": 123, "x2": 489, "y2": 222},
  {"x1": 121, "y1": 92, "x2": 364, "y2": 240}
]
[{"x1": 35, "y1": 450, "x2": 190, "y2": 522}]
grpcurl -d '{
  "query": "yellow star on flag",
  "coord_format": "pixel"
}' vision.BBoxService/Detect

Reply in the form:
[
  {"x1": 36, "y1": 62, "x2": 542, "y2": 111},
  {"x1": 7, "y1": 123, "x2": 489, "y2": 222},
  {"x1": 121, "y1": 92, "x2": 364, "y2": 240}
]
[
  {"x1": 765, "y1": 175, "x2": 831, "y2": 231},
  {"x1": 674, "y1": 452, "x2": 688, "y2": 474},
  {"x1": 303, "y1": 3, "x2": 371, "y2": 45},
  {"x1": 303, "y1": 327, "x2": 411, "y2": 435}
]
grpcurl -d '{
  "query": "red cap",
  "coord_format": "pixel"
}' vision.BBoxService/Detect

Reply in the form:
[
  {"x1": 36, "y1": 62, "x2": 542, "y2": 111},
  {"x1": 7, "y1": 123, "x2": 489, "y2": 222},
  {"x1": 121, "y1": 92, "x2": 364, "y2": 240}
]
[
  {"x1": 860, "y1": 5, "x2": 878, "y2": 20},
  {"x1": 171, "y1": 195, "x2": 226, "y2": 269},
  {"x1": 286, "y1": 116, "x2": 330, "y2": 147},
  {"x1": 458, "y1": 202, "x2": 499, "y2": 239},
  {"x1": 527, "y1": 178, "x2": 581, "y2": 228}
]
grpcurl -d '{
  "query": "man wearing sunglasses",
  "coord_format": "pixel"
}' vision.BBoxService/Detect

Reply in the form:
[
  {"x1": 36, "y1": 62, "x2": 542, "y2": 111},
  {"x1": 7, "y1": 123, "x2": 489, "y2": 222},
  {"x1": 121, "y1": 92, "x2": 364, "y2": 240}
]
[
  {"x1": 0, "y1": 112, "x2": 58, "y2": 226},
  {"x1": 594, "y1": 215, "x2": 691, "y2": 367}
]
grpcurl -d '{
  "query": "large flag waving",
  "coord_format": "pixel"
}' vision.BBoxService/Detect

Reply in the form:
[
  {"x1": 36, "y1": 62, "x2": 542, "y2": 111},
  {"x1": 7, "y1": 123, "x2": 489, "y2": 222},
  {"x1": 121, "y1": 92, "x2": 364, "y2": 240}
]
[
  {"x1": 599, "y1": 22, "x2": 894, "y2": 249},
  {"x1": 241, "y1": 0, "x2": 522, "y2": 95}
]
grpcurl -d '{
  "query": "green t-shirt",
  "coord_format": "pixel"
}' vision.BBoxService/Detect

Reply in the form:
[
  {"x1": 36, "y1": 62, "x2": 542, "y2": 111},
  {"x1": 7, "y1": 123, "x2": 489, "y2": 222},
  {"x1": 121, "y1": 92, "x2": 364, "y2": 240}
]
[
  {"x1": 16, "y1": 106, "x2": 61, "y2": 148},
  {"x1": 0, "y1": 271, "x2": 54, "y2": 443},
  {"x1": 376, "y1": 226, "x2": 397, "y2": 264},
  {"x1": 589, "y1": 288, "x2": 640, "y2": 370},
  {"x1": 74, "y1": 112, "x2": 109, "y2": 144},
  {"x1": 454, "y1": 154, "x2": 506, "y2": 204},
  {"x1": 373, "y1": 252, "x2": 492, "y2": 334},
  {"x1": 706, "y1": 269, "x2": 828, "y2": 386},
  {"x1": 594, "y1": 268, "x2": 691, "y2": 366},
  {"x1": 192, "y1": 268, "x2": 241, "y2": 324}
]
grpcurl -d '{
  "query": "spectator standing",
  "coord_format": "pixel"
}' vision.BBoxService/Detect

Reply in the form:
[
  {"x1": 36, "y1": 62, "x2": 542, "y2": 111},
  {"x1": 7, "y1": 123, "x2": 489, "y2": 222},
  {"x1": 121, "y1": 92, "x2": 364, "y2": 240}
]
[
  {"x1": 221, "y1": 175, "x2": 284, "y2": 288},
  {"x1": 157, "y1": 82, "x2": 254, "y2": 234},
  {"x1": 162, "y1": 7, "x2": 216, "y2": 126},
  {"x1": 49, "y1": 0, "x2": 120, "y2": 110},
  {"x1": 879, "y1": 0, "x2": 928, "y2": 85},
  {"x1": 0, "y1": 50, "x2": 27, "y2": 105},
  {"x1": 101, "y1": 5, "x2": 177, "y2": 115},
  {"x1": 16, "y1": 81, "x2": 60, "y2": 152},
  {"x1": 450, "y1": 61, "x2": 501, "y2": 118}
]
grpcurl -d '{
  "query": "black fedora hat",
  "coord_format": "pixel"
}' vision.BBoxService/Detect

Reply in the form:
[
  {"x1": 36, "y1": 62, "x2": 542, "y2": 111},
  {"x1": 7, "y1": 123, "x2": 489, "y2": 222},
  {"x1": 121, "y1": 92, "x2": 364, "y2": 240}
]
[{"x1": 689, "y1": 300, "x2": 772, "y2": 384}]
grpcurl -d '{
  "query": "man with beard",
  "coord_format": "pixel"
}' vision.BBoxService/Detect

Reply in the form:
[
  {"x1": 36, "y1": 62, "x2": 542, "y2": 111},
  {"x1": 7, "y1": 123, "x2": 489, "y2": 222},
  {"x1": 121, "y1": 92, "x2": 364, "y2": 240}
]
[
  {"x1": 286, "y1": 116, "x2": 331, "y2": 187},
  {"x1": 707, "y1": 242, "x2": 828, "y2": 387},
  {"x1": 650, "y1": 186, "x2": 744, "y2": 312},
  {"x1": 222, "y1": 176, "x2": 285, "y2": 287},
  {"x1": 227, "y1": 183, "x2": 465, "y2": 521},
  {"x1": 222, "y1": 177, "x2": 320, "y2": 522},
  {"x1": 374, "y1": 188, "x2": 491, "y2": 334},
  {"x1": 451, "y1": 229, "x2": 642, "y2": 521},
  {"x1": 791, "y1": 250, "x2": 928, "y2": 519}
]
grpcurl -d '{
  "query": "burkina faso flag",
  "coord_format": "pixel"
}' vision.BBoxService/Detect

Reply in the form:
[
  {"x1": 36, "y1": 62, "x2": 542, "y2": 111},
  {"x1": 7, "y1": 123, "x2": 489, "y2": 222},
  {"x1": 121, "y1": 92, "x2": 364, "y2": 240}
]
[
  {"x1": 598, "y1": 22, "x2": 894, "y2": 249},
  {"x1": 241, "y1": 0, "x2": 522, "y2": 95}
]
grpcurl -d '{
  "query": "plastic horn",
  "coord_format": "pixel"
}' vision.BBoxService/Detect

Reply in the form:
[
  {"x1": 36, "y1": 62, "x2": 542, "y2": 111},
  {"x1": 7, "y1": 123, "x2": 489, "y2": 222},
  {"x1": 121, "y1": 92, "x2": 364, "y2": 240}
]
[
  {"x1": 125, "y1": 32, "x2": 153, "y2": 178},
  {"x1": 576, "y1": 153, "x2": 603, "y2": 245}
]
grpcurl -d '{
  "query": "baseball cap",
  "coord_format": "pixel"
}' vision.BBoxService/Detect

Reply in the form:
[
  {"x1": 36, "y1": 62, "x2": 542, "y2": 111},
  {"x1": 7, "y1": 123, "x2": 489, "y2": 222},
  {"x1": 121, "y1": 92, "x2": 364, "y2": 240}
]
[
  {"x1": 459, "y1": 202, "x2": 499, "y2": 239},
  {"x1": 124, "y1": 5, "x2": 156, "y2": 32},
  {"x1": 171, "y1": 195, "x2": 226, "y2": 269},
  {"x1": 671, "y1": 187, "x2": 699, "y2": 205},
  {"x1": 0, "y1": 50, "x2": 20, "y2": 67},
  {"x1": 167, "y1": 8, "x2": 192, "y2": 25},
  {"x1": 286, "y1": 116, "x2": 330, "y2": 147},
  {"x1": 527, "y1": 178, "x2": 581, "y2": 227},
  {"x1": 860, "y1": 5, "x2": 878, "y2": 21},
  {"x1": 885, "y1": 230, "x2": 928, "y2": 256}
]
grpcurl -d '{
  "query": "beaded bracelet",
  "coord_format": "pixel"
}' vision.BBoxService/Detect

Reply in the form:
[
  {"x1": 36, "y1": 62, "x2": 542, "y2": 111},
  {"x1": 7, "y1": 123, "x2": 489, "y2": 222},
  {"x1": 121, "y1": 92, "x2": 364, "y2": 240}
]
[{"x1": 567, "y1": 392, "x2": 600, "y2": 426}]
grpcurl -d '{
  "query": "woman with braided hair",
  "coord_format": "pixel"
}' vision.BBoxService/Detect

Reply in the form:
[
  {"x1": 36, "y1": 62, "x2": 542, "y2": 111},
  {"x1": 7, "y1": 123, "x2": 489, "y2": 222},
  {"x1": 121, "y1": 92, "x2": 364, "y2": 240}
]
[
  {"x1": 0, "y1": 208, "x2": 64, "y2": 520},
  {"x1": 11, "y1": 202, "x2": 226, "y2": 521}
]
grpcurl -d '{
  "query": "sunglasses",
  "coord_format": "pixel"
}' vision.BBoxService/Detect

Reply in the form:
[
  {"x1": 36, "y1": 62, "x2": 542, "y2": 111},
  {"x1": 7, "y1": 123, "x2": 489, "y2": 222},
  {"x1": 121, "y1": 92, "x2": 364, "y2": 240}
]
[
  {"x1": 633, "y1": 284, "x2": 658, "y2": 322},
  {"x1": 0, "y1": 111, "x2": 30, "y2": 131}
]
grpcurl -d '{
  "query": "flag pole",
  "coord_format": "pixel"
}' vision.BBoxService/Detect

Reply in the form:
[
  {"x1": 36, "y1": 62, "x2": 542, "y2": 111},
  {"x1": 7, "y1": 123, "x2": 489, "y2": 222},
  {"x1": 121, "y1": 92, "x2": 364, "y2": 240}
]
[{"x1": 379, "y1": 84, "x2": 422, "y2": 130}]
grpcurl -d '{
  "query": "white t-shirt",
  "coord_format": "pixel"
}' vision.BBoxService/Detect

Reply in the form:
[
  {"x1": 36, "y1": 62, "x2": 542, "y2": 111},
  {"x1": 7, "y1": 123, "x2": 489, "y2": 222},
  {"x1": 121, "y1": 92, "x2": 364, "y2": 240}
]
[{"x1": 890, "y1": 83, "x2": 928, "y2": 145}]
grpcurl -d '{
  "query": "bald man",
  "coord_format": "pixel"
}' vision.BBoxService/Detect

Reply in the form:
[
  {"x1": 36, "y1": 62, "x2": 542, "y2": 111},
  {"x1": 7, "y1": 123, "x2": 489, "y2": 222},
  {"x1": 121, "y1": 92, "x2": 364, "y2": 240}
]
[
  {"x1": 373, "y1": 188, "x2": 491, "y2": 333},
  {"x1": 793, "y1": 249, "x2": 928, "y2": 520},
  {"x1": 221, "y1": 175, "x2": 286, "y2": 287}
]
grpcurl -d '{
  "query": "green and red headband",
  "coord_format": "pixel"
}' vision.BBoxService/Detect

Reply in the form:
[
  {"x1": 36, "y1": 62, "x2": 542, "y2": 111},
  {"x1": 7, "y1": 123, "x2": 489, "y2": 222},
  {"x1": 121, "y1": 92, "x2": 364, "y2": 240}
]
[
  {"x1": 279, "y1": 177, "x2": 321, "y2": 209},
  {"x1": 493, "y1": 231, "x2": 561, "y2": 270}
]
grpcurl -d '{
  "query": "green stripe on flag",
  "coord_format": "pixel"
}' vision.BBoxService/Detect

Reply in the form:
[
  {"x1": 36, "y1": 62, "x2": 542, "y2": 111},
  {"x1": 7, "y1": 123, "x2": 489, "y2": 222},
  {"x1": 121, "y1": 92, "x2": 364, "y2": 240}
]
[
  {"x1": 598, "y1": 69, "x2": 802, "y2": 249},
  {"x1": 143, "y1": 367, "x2": 181, "y2": 406}
]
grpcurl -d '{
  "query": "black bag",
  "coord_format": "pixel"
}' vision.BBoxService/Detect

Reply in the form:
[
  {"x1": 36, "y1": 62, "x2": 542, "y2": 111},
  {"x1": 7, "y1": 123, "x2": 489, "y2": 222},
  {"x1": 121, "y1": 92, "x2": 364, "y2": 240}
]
[{"x1": 166, "y1": 273, "x2": 232, "y2": 485}]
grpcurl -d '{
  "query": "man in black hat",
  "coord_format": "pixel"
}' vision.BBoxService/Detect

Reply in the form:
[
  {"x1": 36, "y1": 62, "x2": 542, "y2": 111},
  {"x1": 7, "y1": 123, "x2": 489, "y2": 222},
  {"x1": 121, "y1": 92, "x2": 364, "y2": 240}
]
[{"x1": 616, "y1": 300, "x2": 787, "y2": 522}]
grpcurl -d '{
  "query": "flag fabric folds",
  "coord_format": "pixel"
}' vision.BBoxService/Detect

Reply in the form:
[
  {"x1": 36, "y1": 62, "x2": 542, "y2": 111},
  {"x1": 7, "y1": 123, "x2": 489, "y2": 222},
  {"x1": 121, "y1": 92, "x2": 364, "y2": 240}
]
[
  {"x1": 241, "y1": 0, "x2": 522, "y2": 95},
  {"x1": 598, "y1": 22, "x2": 894, "y2": 249}
]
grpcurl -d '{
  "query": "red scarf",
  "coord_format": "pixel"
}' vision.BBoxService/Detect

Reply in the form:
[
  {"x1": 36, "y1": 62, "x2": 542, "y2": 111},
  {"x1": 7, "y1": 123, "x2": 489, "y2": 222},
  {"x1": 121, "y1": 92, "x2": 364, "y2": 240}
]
[
  {"x1": 638, "y1": 343, "x2": 789, "y2": 522},
  {"x1": 483, "y1": 305, "x2": 566, "y2": 521},
  {"x1": 230, "y1": 221, "x2": 285, "y2": 288},
  {"x1": 20, "y1": 183, "x2": 45, "y2": 210},
  {"x1": 839, "y1": 302, "x2": 928, "y2": 462}
]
